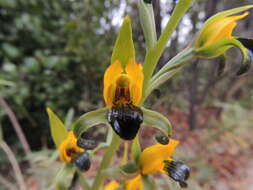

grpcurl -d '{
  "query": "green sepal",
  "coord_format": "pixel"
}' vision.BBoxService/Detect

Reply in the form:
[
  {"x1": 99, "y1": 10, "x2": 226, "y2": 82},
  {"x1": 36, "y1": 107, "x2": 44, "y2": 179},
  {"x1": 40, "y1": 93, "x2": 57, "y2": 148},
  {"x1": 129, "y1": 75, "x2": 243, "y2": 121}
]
[
  {"x1": 111, "y1": 16, "x2": 135, "y2": 67},
  {"x1": 72, "y1": 108, "x2": 108, "y2": 138},
  {"x1": 101, "y1": 162, "x2": 140, "y2": 182},
  {"x1": 47, "y1": 108, "x2": 68, "y2": 147},
  {"x1": 141, "y1": 107, "x2": 172, "y2": 136},
  {"x1": 196, "y1": 38, "x2": 247, "y2": 63},
  {"x1": 131, "y1": 136, "x2": 141, "y2": 163},
  {"x1": 141, "y1": 175, "x2": 156, "y2": 190}
]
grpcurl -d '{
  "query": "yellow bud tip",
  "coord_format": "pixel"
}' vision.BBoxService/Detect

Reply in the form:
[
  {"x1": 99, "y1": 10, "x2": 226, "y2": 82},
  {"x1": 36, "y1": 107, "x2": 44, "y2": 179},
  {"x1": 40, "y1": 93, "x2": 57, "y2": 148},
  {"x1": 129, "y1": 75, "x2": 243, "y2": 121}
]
[
  {"x1": 46, "y1": 107, "x2": 52, "y2": 114},
  {"x1": 124, "y1": 15, "x2": 131, "y2": 23}
]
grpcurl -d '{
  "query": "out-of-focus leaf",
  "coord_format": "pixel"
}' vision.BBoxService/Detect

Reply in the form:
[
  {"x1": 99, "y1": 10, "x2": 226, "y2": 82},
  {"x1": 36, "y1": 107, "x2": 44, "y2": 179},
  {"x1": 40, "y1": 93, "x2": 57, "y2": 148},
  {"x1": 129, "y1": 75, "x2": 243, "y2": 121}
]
[
  {"x1": 47, "y1": 108, "x2": 68, "y2": 147},
  {"x1": 0, "y1": 79, "x2": 15, "y2": 87},
  {"x1": 0, "y1": 0, "x2": 16, "y2": 7},
  {"x1": 2, "y1": 43, "x2": 20, "y2": 58}
]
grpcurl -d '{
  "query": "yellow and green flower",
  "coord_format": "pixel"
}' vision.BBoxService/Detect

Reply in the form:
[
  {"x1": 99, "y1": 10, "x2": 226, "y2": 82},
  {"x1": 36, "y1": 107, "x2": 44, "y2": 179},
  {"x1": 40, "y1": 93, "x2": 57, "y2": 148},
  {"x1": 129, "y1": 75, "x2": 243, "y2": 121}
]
[{"x1": 195, "y1": 5, "x2": 253, "y2": 75}]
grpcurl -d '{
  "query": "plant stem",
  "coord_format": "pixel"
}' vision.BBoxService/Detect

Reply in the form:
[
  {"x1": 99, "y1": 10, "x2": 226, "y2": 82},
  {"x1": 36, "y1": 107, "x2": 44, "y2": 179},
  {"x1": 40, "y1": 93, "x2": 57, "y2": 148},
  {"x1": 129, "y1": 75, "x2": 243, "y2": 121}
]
[
  {"x1": 0, "y1": 141, "x2": 27, "y2": 190},
  {"x1": 0, "y1": 97, "x2": 32, "y2": 167},
  {"x1": 91, "y1": 133, "x2": 121, "y2": 190},
  {"x1": 77, "y1": 170, "x2": 91, "y2": 190},
  {"x1": 142, "y1": 0, "x2": 195, "y2": 93},
  {"x1": 0, "y1": 174, "x2": 17, "y2": 190}
]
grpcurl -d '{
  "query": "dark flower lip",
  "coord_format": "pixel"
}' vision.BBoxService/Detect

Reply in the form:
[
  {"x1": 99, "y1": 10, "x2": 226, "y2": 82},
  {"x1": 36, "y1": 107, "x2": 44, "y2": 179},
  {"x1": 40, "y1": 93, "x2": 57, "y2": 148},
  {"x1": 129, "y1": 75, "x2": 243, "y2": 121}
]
[
  {"x1": 164, "y1": 160, "x2": 190, "y2": 188},
  {"x1": 73, "y1": 152, "x2": 91, "y2": 172},
  {"x1": 107, "y1": 104, "x2": 143, "y2": 140}
]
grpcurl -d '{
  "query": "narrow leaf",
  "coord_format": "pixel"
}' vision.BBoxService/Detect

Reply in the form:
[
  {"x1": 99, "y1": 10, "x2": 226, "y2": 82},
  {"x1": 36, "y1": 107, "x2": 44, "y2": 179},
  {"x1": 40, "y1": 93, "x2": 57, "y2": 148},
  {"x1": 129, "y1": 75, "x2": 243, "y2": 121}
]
[
  {"x1": 47, "y1": 108, "x2": 68, "y2": 147},
  {"x1": 142, "y1": 107, "x2": 172, "y2": 136},
  {"x1": 111, "y1": 16, "x2": 135, "y2": 67}
]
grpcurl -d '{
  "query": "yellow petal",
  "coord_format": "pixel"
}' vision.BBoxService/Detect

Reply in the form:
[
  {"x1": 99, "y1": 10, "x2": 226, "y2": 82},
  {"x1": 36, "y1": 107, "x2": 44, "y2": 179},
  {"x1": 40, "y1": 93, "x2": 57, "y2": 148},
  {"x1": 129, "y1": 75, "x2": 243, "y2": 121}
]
[
  {"x1": 125, "y1": 59, "x2": 144, "y2": 106},
  {"x1": 198, "y1": 12, "x2": 249, "y2": 47},
  {"x1": 103, "y1": 181, "x2": 120, "y2": 190},
  {"x1": 125, "y1": 175, "x2": 142, "y2": 190},
  {"x1": 58, "y1": 131, "x2": 84, "y2": 163},
  {"x1": 139, "y1": 139, "x2": 179, "y2": 175},
  {"x1": 103, "y1": 61, "x2": 123, "y2": 107}
]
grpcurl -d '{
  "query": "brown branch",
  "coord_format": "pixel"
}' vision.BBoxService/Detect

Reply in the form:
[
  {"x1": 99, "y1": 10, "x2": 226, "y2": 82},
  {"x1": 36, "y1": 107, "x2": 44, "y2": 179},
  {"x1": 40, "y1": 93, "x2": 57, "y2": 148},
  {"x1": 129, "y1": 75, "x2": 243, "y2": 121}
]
[
  {"x1": 0, "y1": 97, "x2": 33, "y2": 167},
  {"x1": 0, "y1": 175, "x2": 17, "y2": 190},
  {"x1": 0, "y1": 141, "x2": 27, "y2": 190}
]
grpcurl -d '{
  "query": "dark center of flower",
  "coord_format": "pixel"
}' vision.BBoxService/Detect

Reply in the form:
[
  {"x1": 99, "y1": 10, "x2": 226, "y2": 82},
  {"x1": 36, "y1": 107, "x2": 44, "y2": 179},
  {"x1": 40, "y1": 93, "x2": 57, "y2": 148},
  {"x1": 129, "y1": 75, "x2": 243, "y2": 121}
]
[
  {"x1": 66, "y1": 148, "x2": 77, "y2": 157},
  {"x1": 114, "y1": 75, "x2": 131, "y2": 105}
]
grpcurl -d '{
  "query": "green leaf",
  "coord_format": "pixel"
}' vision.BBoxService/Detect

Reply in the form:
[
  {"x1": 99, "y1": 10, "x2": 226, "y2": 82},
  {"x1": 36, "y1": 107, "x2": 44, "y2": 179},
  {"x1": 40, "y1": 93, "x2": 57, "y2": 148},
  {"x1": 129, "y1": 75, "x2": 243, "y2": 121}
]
[
  {"x1": 0, "y1": 79, "x2": 15, "y2": 87},
  {"x1": 0, "y1": 0, "x2": 16, "y2": 8},
  {"x1": 102, "y1": 162, "x2": 139, "y2": 182},
  {"x1": 47, "y1": 108, "x2": 68, "y2": 147},
  {"x1": 111, "y1": 16, "x2": 135, "y2": 67},
  {"x1": 73, "y1": 108, "x2": 108, "y2": 138},
  {"x1": 141, "y1": 107, "x2": 172, "y2": 136},
  {"x1": 137, "y1": 0, "x2": 157, "y2": 49}
]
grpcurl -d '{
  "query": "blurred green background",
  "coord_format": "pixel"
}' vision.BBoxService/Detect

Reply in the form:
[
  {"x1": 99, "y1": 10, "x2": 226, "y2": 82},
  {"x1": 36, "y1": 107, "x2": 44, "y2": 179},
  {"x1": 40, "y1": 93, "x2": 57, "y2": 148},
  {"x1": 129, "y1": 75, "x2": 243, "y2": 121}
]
[{"x1": 0, "y1": 0, "x2": 253, "y2": 189}]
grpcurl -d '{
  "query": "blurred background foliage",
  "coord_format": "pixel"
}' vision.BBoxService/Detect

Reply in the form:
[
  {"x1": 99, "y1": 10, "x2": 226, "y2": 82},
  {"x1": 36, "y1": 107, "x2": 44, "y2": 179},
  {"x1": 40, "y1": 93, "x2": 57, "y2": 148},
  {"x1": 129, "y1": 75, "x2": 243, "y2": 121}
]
[{"x1": 0, "y1": 0, "x2": 253, "y2": 189}]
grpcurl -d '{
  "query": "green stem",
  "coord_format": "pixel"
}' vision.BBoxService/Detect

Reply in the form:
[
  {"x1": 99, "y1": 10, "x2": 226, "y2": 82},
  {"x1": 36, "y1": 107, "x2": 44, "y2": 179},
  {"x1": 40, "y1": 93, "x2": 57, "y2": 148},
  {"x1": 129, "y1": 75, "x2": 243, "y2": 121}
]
[
  {"x1": 91, "y1": 133, "x2": 121, "y2": 190},
  {"x1": 78, "y1": 170, "x2": 91, "y2": 190},
  {"x1": 142, "y1": 0, "x2": 194, "y2": 94}
]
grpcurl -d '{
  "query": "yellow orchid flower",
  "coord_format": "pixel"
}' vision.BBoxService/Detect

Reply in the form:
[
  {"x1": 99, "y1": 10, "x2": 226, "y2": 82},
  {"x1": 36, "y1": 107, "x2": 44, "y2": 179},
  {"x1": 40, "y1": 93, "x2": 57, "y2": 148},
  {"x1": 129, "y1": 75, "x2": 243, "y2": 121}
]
[
  {"x1": 103, "y1": 181, "x2": 120, "y2": 190},
  {"x1": 139, "y1": 139, "x2": 179, "y2": 174},
  {"x1": 139, "y1": 139, "x2": 190, "y2": 188},
  {"x1": 103, "y1": 16, "x2": 145, "y2": 140},
  {"x1": 196, "y1": 12, "x2": 249, "y2": 48},
  {"x1": 103, "y1": 59, "x2": 144, "y2": 108},
  {"x1": 194, "y1": 5, "x2": 253, "y2": 61},
  {"x1": 58, "y1": 131, "x2": 84, "y2": 163}
]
